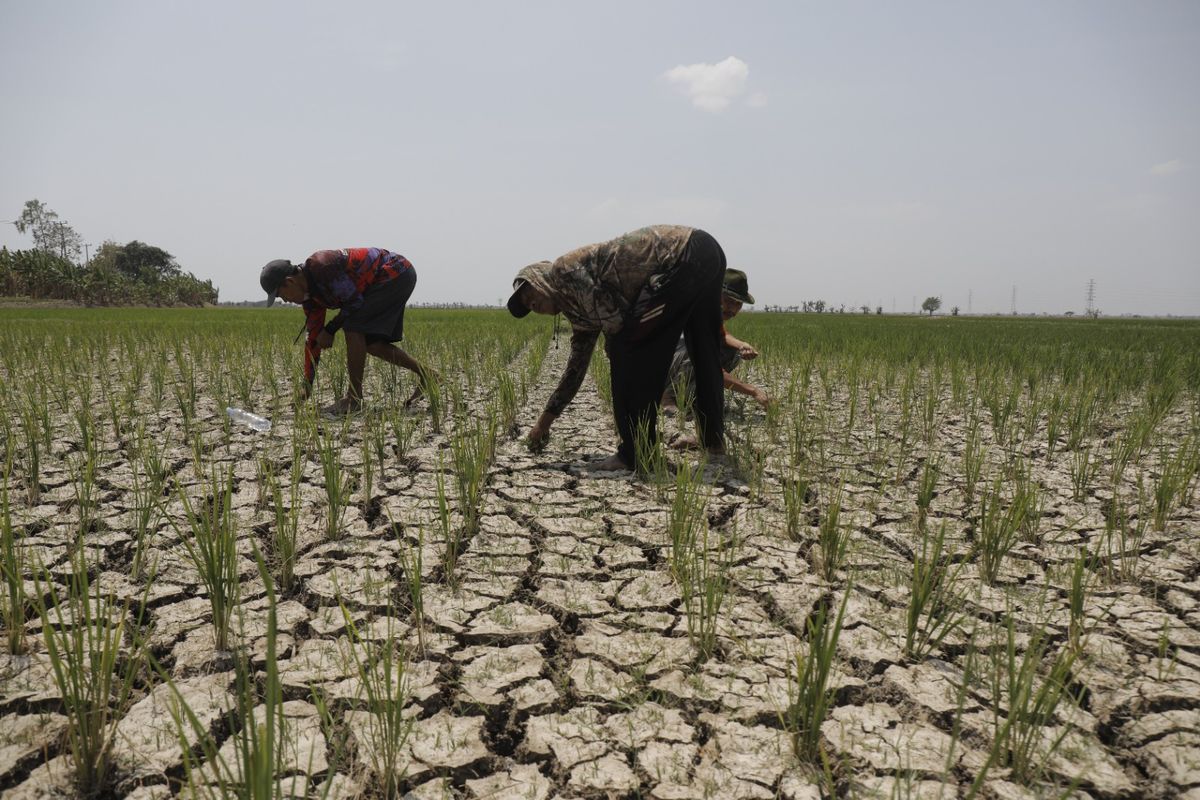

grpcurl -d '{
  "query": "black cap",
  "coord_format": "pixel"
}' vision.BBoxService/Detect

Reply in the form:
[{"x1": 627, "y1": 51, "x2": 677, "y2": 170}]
[
  {"x1": 260, "y1": 259, "x2": 297, "y2": 307},
  {"x1": 507, "y1": 279, "x2": 531, "y2": 318}
]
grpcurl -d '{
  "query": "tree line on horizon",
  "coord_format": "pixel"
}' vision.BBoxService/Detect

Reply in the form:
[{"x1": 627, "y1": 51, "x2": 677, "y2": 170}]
[{"x1": 1, "y1": 199, "x2": 218, "y2": 307}]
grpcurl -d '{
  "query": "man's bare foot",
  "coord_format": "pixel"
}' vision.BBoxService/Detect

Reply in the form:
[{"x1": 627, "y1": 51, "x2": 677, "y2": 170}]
[
  {"x1": 323, "y1": 397, "x2": 362, "y2": 417},
  {"x1": 591, "y1": 453, "x2": 631, "y2": 472}
]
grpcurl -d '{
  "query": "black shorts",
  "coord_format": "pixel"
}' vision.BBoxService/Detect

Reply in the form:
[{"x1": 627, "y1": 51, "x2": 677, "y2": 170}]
[{"x1": 342, "y1": 267, "x2": 417, "y2": 345}]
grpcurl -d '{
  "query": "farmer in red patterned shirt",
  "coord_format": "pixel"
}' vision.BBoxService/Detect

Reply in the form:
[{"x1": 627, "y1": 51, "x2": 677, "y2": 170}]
[{"x1": 260, "y1": 248, "x2": 434, "y2": 415}]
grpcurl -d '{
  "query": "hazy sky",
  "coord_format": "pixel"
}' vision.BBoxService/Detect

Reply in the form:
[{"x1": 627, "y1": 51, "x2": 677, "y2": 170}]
[{"x1": 2, "y1": 2, "x2": 1197, "y2": 315}]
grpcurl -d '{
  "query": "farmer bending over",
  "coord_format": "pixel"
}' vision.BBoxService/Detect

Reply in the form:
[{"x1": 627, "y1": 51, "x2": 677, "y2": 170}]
[
  {"x1": 508, "y1": 225, "x2": 726, "y2": 471},
  {"x1": 260, "y1": 248, "x2": 434, "y2": 415},
  {"x1": 662, "y1": 268, "x2": 771, "y2": 430}
]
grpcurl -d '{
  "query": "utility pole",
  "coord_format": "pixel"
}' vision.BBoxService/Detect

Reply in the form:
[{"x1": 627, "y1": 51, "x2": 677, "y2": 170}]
[
  {"x1": 84, "y1": 243, "x2": 91, "y2": 266},
  {"x1": 911, "y1": 295, "x2": 916, "y2": 314},
  {"x1": 1086, "y1": 278, "x2": 1096, "y2": 317},
  {"x1": 1011, "y1": 285, "x2": 1017, "y2": 316},
  {"x1": 968, "y1": 289, "x2": 972, "y2": 315}
]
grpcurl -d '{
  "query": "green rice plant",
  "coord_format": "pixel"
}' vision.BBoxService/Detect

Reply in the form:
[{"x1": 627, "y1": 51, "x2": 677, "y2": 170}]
[
  {"x1": 974, "y1": 480, "x2": 1029, "y2": 586},
  {"x1": 360, "y1": 418, "x2": 377, "y2": 508},
  {"x1": 449, "y1": 414, "x2": 496, "y2": 539},
  {"x1": 172, "y1": 465, "x2": 241, "y2": 651},
  {"x1": 633, "y1": 414, "x2": 670, "y2": 497},
  {"x1": 784, "y1": 589, "x2": 849, "y2": 762},
  {"x1": 32, "y1": 546, "x2": 149, "y2": 796},
  {"x1": 1, "y1": 473, "x2": 29, "y2": 654},
  {"x1": 497, "y1": 372, "x2": 519, "y2": 435},
  {"x1": 961, "y1": 418, "x2": 985, "y2": 507},
  {"x1": 17, "y1": 407, "x2": 41, "y2": 504},
  {"x1": 264, "y1": 457, "x2": 300, "y2": 595},
  {"x1": 317, "y1": 420, "x2": 349, "y2": 539},
  {"x1": 782, "y1": 471, "x2": 810, "y2": 542},
  {"x1": 69, "y1": 449, "x2": 99, "y2": 539},
  {"x1": 1101, "y1": 483, "x2": 1151, "y2": 584},
  {"x1": 387, "y1": 409, "x2": 415, "y2": 463},
  {"x1": 1070, "y1": 445, "x2": 1095, "y2": 502},
  {"x1": 816, "y1": 484, "x2": 849, "y2": 582},
  {"x1": 1064, "y1": 385, "x2": 1100, "y2": 452},
  {"x1": 340, "y1": 604, "x2": 413, "y2": 796},
  {"x1": 915, "y1": 456, "x2": 940, "y2": 528},
  {"x1": 394, "y1": 517, "x2": 426, "y2": 654},
  {"x1": 435, "y1": 455, "x2": 459, "y2": 586},
  {"x1": 667, "y1": 458, "x2": 709, "y2": 584},
  {"x1": 1011, "y1": 465, "x2": 1045, "y2": 545},
  {"x1": 971, "y1": 616, "x2": 1081, "y2": 788},
  {"x1": 1067, "y1": 548, "x2": 1098, "y2": 653},
  {"x1": 129, "y1": 445, "x2": 167, "y2": 581},
  {"x1": 166, "y1": 549, "x2": 317, "y2": 800},
  {"x1": 678, "y1": 511, "x2": 733, "y2": 663},
  {"x1": 904, "y1": 521, "x2": 966, "y2": 661},
  {"x1": 1151, "y1": 436, "x2": 1199, "y2": 530}
]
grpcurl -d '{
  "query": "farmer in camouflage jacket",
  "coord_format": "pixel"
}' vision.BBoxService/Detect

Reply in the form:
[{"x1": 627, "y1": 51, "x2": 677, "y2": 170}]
[{"x1": 507, "y1": 225, "x2": 727, "y2": 471}]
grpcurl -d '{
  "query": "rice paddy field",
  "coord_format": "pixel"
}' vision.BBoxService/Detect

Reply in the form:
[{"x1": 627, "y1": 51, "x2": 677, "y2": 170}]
[{"x1": 1, "y1": 307, "x2": 1198, "y2": 799}]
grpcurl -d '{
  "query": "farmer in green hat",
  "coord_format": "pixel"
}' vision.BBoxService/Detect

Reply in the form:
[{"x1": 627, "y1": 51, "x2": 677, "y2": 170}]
[{"x1": 662, "y1": 268, "x2": 771, "y2": 425}]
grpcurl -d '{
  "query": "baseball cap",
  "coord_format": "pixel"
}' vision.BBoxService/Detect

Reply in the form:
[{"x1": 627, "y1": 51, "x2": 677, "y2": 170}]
[
  {"x1": 507, "y1": 279, "x2": 531, "y2": 318},
  {"x1": 260, "y1": 259, "x2": 297, "y2": 307}
]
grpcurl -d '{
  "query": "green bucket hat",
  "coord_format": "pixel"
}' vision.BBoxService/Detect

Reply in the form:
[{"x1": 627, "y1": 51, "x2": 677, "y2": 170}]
[{"x1": 723, "y1": 268, "x2": 754, "y2": 304}]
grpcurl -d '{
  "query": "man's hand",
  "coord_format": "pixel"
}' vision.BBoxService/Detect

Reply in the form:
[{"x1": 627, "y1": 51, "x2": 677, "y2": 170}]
[
  {"x1": 738, "y1": 343, "x2": 759, "y2": 360},
  {"x1": 752, "y1": 387, "x2": 772, "y2": 409},
  {"x1": 527, "y1": 411, "x2": 556, "y2": 452},
  {"x1": 316, "y1": 330, "x2": 334, "y2": 349},
  {"x1": 295, "y1": 382, "x2": 312, "y2": 405}
]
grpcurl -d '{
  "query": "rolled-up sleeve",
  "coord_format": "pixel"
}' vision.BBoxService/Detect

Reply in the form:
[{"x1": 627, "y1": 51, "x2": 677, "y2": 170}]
[
  {"x1": 302, "y1": 305, "x2": 326, "y2": 384},
  {"x1": 545, "y1": 328, "x2": 599, "y2": 416}
]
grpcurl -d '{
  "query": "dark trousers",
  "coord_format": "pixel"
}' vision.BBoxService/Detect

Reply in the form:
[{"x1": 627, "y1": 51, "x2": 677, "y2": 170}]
[{"x1": 605, "y1": 230, "x2": 726, "y2": 465}]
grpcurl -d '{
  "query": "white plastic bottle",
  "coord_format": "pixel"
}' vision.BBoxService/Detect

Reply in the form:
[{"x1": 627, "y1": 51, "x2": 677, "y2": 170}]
[{"x1": 226, "y1": 407, "x2": 272, "y2": 433}]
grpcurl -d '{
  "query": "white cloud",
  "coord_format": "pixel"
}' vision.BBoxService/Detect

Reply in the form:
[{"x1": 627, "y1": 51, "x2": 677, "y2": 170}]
[
  {"x1": 746, "y1": 91, "x2": 768, "y2": 108},
  {"x1": 1150, "y1": 159, "x2": 1184, "y2": 176},
  {"x1": 663, "y1": 56, "x2": 749, "y2": 113}
]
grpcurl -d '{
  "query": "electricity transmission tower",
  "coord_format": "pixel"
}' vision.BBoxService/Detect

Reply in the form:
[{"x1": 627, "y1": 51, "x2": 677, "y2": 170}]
[{"x1": 1086, "y1": 279, "x2": 1096, "y2": 317}]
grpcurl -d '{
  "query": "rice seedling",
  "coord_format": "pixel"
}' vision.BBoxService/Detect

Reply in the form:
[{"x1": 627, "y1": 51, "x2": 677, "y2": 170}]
[
  {"x1": 264, "y1": 457, "x2": 300, "y2": 595},
  {"x1": 974, "y1": 480, "x2": 1029, "y2": 586},
  {"x1": 915, "y1": 456, "x2": 940, "y2": 528},
  {"x1": 784, "y1": 589, "x2": 850, "y2": 762},
  {"x1": 904, "y1": 520, "x2": 966, "y2": 661},
  {"x1": 449, "y1": 414, "x2": 496, "y2": 539},
  {"x1": 961, "y1": 418, "x2": 985, "y2": 507},
  {"x1": 1, "y1": 472, "x2": 29, "y2": 654},
  {"x1": 1151, "y1": 436, "x2": 1199, "y2": 530},
  {"x1": 678, "y1": 513, "x2": 734, "y2": 663},
  {"x1": 317, "y1": 419, "x2": 349, "y2": 539},
  {"x1": 782, "y1": 471, "x2": 811, "y2": 542},
  {"x1": 340, "y1": 603, "x2": 413, "y2": 796},
  {"x1": 32, "y1": 545, "x2": 149, "y2": 796},
  {"x1": 171, "y1": 465, "x2": 241, "y2": 652},
  {"x1": 1067, "y1": 548, "x2": 1098, "y2": 653},
  {"x1": 633, "y1": 414, "x2": 670, "y2": 496},
  {"x1": 666, "y1": 458, "x2": 709, "y2": 584},
  {"x1": 166, "y1": 549, "x2": 327, "y2": 800},
  {"x1": 129, "y1": 444, "x2": 167, "y2": 581},
  {"x1": 1070, "y1": 445, "x2": 1095, "y2": 502},
  {"x1": 435, "y1": 455, "x2": 459, "y2": 586},
  {"x1": 816, "y1": 484, "x2": 850, "y2": 582},
  {"x1": 970, "y1": 615, "x2": 1082, "y2": 788},
  {"x1": 394, "y1": 517, "x2": 426, "y2": 654}
]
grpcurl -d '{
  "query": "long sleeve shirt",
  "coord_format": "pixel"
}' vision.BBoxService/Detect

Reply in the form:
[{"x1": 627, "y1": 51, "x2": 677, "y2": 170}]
[
  {"x1": 531, "y1": 225, "x2": 694, "y2": 415},
  {"x1": 300, "y1": 248, "x2": 412, "y2": 384}
]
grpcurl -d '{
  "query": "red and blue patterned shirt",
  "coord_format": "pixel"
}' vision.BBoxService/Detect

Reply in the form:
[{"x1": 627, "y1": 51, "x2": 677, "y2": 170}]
[{"x1": 300, "y1": 248, "x2": 413, "y2": 384}]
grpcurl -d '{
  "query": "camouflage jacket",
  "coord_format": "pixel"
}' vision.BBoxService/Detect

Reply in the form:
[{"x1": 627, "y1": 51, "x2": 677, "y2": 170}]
[{"x1": 517, "y1": 225, "x2": 694, "y2": 415}]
